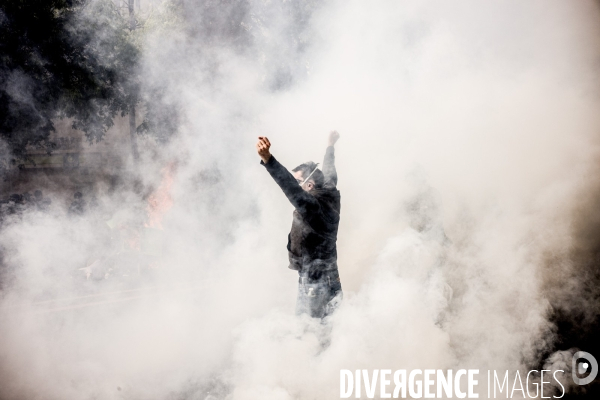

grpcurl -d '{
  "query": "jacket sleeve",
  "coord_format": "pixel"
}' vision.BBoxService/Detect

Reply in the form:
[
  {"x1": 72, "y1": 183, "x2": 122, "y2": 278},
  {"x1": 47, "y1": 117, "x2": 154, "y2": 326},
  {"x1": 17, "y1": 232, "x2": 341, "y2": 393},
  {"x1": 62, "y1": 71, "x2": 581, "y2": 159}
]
[
  {"x1": 322, "y1": 146, "x2": 337, "y2": 187},
  {"x1": 261, "y1": 156, "x2": 321, "y2": 217}
]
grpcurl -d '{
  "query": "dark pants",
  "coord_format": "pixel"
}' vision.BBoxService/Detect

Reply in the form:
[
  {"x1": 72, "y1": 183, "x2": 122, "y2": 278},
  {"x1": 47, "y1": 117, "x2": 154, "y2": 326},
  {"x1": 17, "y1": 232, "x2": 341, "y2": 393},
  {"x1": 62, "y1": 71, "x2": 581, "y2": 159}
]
[{"x1": 296, "y1": 269, "x2": 342, "y2": 319}]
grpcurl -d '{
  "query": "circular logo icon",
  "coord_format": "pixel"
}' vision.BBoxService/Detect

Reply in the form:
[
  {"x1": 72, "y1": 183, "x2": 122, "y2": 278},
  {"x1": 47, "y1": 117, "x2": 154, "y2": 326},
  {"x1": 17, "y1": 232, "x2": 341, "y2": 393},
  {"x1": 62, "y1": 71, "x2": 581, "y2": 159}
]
[{"x1": 572, "y1": 351, "x2": 598, "y2": 386}]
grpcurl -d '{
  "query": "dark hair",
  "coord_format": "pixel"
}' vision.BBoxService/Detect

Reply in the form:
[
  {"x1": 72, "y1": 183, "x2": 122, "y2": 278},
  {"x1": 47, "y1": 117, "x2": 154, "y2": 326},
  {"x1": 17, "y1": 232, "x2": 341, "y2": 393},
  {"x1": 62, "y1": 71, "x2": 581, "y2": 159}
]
[{"x1": 292, "y1": 161, "x2": 324, "y2": 188}]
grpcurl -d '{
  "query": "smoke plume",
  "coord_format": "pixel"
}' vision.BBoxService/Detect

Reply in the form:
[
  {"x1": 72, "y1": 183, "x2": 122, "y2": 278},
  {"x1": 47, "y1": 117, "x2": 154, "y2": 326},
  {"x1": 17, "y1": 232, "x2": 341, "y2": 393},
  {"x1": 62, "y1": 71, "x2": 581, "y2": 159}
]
[{"x1": 2, "y1": 0, "x2": 600, "y2": 399}]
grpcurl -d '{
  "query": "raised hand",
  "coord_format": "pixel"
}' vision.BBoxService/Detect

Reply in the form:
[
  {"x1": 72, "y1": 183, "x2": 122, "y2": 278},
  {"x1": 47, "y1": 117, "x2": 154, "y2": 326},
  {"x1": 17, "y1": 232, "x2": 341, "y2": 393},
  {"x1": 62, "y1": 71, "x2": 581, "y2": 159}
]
[
  {"x1": 328, "y1": 130, "x2": 340, "y2": 147},
  {"x1": 256, "y1": 136, "x2": 272, "y2": 163}
]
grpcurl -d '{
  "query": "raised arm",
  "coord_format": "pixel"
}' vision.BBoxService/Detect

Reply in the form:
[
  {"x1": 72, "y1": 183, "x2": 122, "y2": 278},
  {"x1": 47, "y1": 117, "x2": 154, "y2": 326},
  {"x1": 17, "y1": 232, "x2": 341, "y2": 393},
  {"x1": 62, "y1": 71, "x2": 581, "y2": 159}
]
[
  {"x1": 257, "y1": 137, "x2": 321, "y2": 216},
  {"x1": 322, "y1": 131, "x2": 339, "y2": 187}
]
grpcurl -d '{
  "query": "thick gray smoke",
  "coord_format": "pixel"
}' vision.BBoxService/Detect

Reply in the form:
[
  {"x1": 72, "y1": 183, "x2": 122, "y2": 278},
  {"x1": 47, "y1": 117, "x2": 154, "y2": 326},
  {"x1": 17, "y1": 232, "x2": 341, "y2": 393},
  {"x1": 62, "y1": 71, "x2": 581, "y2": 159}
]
[{"x1": 2, "y1": 0, "x2": 600, "y2": 399}]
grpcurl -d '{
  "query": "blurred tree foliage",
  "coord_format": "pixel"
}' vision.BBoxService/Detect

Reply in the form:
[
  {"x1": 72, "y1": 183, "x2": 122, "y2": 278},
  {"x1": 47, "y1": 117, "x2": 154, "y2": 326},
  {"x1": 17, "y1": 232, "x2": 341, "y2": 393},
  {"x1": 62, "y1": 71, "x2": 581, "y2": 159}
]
[
  {"x1": 0, "y1": 0, "x2": 182, "y2": 171},
  {"x1": 0, "y1": 0, "x2": 139, "y2": 163},
  {"x1": 0, "y1": 0, "x2": 319, "y2": 172},
  {"x1": 133, "y1": 0, "x2": 182, "y2": 144}
]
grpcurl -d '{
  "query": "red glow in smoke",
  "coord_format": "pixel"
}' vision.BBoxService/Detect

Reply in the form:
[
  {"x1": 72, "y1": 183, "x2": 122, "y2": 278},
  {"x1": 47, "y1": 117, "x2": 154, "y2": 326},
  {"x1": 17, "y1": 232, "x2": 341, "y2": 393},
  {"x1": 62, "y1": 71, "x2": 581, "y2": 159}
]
[{"x1": 145, "y1": 162, "x2": 177, "y2": 229}]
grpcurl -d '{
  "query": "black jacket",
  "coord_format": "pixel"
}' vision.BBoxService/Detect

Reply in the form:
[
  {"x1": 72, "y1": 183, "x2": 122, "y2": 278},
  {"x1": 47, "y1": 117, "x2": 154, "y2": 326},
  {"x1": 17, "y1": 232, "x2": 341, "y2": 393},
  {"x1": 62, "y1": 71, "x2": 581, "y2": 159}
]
[{"x1": 261, "y1": 146, "x2": 341, "y2": 273}]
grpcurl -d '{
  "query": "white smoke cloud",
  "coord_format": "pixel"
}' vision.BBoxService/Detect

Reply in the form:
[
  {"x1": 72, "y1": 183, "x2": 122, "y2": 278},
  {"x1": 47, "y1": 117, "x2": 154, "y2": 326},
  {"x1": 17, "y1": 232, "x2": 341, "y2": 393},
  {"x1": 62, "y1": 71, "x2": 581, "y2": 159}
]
[{"x1": 1, "y1": 0, "x2": 600, "y2": 399}]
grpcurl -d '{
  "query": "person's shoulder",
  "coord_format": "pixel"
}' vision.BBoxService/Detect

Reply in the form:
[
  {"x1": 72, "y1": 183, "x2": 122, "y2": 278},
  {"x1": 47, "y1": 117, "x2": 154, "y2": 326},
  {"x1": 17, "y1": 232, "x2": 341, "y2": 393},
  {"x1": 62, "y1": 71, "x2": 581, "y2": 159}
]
[
  {"x1": 314, "y1": 187, "x2": 340, "y2": 205},
  {"x1": 329, "y1": 187, "x2": 340, "y2": 199},
  {"x1": 321, "y1": 183, "x2": 339, "y2": 192},
  {"x1": 315, "y1": 186, "x2": 338, "y2": 195}
]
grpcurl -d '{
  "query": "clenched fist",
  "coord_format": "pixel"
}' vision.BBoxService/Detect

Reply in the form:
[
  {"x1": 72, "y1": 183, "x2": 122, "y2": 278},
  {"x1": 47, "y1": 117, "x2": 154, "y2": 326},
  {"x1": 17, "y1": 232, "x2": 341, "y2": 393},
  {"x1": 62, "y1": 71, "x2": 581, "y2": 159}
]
[
  {"x1": 256, "y1": 136, "x2": 272, "y2": 163},
  {"x1": 328, "y1": 130, "x2": 340, "y2": 147}
]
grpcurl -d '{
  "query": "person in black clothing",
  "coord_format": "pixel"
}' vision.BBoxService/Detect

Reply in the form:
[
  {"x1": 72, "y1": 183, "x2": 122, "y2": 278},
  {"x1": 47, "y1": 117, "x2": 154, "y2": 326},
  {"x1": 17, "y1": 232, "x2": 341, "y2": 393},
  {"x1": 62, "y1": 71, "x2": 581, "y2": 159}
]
[{"x1": 257, "y1": 131, "x2": 342, "y2": 318}]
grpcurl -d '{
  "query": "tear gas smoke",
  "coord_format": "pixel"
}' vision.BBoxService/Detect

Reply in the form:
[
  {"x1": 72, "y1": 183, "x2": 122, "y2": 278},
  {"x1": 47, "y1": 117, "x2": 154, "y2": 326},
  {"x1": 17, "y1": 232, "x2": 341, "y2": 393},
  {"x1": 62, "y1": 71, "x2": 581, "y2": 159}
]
[{"x1": 2, "y1": 0, "x2": 600, "y2": 399}]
